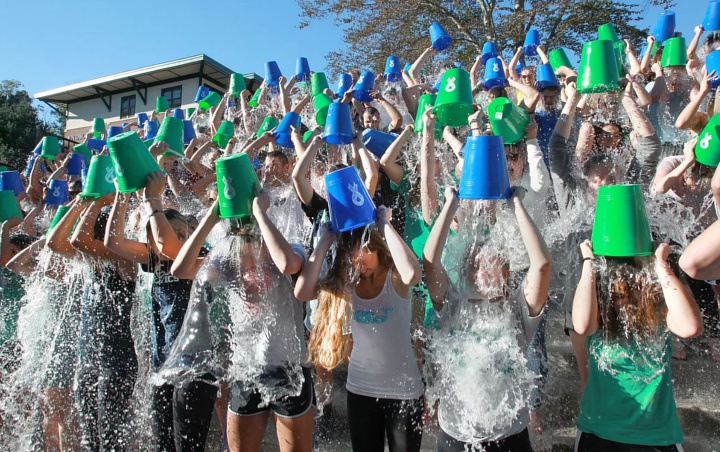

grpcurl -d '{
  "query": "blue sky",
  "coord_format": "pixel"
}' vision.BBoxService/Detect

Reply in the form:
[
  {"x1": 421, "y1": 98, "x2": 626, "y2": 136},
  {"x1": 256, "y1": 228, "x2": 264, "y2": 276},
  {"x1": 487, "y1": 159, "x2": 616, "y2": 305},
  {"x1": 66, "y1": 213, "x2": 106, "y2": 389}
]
[{"x1": 0, "y1": 0, "x2": 707, "y2": 122}]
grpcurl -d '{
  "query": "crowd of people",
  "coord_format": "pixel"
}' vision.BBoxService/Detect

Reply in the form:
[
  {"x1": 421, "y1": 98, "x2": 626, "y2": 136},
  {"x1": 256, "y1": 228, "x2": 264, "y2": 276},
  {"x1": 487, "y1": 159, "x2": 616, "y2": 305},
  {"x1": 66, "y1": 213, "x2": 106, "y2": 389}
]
[{"x1": 1, "y1": 14, "x2": 720, "y2": 452}]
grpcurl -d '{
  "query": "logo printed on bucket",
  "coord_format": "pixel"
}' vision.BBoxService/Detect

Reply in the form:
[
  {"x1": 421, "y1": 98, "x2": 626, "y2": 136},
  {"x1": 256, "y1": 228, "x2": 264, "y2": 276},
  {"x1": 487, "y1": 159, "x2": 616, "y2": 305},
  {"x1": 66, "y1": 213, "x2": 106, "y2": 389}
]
[
  {"x1": 493, "y1": 62, "x2": 500, "y2": 72},
  {"x1": 388, "y1": 60, "x2": 395, "y2": 68},
  {"x1": 52, "y1": 186, "x2": 60, "y2": 197},
  {"x1": 223, "y1": 176, "x2": 236, "y2": 200},
  {"x1": 112, "y1": 154, "x2": 125, "y2": 177},
  {"x1": 349, "y1": 182, "x2": 365, "y2": 206},
  {"x1": 445, "y1": 77, "x2": 457, "y2": 92},
  {"x1": 357, "y1": 74, "x2": 365, "y2": 85},
  {"x1": 701, "y1": 132, "x2": 712, "y2": 150},
  {"x1": 104, "y1": 167, "x2": 115, "y2": 184}
]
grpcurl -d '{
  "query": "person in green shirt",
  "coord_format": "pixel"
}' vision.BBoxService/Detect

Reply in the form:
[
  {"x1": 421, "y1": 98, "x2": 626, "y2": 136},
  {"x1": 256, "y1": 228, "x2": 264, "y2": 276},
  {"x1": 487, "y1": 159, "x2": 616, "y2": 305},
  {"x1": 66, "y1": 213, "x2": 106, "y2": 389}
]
[{"x1": 572, "y1": 240, "x2": 704, "y2": 451}]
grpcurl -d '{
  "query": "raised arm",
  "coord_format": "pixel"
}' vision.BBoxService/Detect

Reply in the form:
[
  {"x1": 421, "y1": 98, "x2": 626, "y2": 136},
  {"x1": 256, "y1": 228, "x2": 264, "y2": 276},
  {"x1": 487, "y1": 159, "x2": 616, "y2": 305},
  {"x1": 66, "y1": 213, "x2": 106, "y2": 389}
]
[
  {"x1": 6, "y1": 236, "x2": 44, "y2": 278},
  {"x1": 656, "y1": 243, "x2": 703, "y2": 338},
  {"x1": 294, "y1": 224, "x2": 336, "y2": 301},
  {"x1": 371, "y1": 91, "x2": 403, "y2": 131},
  {"x1": 525, "y1": 117, "x2": 549, "y2": 194},
  {"x1": 508, "y1": 78, "x2": 540, "y2": 113},
  {"x1": 170, "y1": 201, "x2": 219, "y2": 279},
  {"x1": 623, "y1": 39, "x2": 642, "y2": 77},
  {"x1": 470, "y1": 55, "x2": 483, "y2": 91},
  {"x1": 292, "y1": 135, "x2": 322, "y2": 206},
  {"x1": 572, "y1": 240, "x2": 599, "y2": 336},
  {"x1": 253, "y1": 186, "x2": 303, "y2": 275},
  {"x1": 675, "y1": 69, "x2": 714, "y2": 131},
  {"x1": 70, "y1": 195, "x2": 117, "y2": 260},
  {"x1": 640, "y1": 36, "x2": 656, "y2": 75},
  {"x1": 420, "y1": 110, "x2": 439, "y2": 225},
  {"x1": 279, "y1": 76, "x2": 292, "y2": 114},
  {"x1": 0, "y1": 217, "x2": 23, "y2": 267},
  {"x1": 409, "y1": 46, "x2": 437, "y2": 83},
  {"x1": 104, "y1": 191, "x2": 149, "y2": 264},
  {"x1": 378, "y1": 206, "x2": 421, "y2": 286},
  {"x1": 510, "y1": 188, "x2": 551, "y2": 316},
  {"x1": 508, "y1": 47, "x2": 524, "y2": 80},
  {"x1": 652, "y1": 138, "x2": 697, "y2": 194},
  {"x1": 687, "y1": 25, "x2": 705, "y2": 68},
  {"x1": 536, "y1": 45, "x2": 550, "y2": 65},
  {"x1": 45, "y1": 198, "x2": 85, "y2": 258},
  {"x1": 423, "y1": 186, "x2": 459, "y2": 309},
  {"x1": 353, "y1": 137, "x2": 379, "y2": 197},
  {"x1": 379, "y1": 125, "x2": 414, "y2": 185}
]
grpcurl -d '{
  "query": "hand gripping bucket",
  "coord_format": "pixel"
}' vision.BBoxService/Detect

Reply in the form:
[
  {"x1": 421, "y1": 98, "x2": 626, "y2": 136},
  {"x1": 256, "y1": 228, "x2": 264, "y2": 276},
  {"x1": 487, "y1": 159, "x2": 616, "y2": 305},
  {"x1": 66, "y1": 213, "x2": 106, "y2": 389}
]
[
  {"x1": 137, "y1": 112, "x2": 149, "y2": 129},
  {"x1": 385, "y1": 56, "x2": 402, "y2": 82},
  {"x1": 549, "y1": 48, "x2": 574, "y2": 73},
  {"x1": 591, "y1": 184, "x2": 653, "y2": 257},
  {"x1": 414, "y1": 93, "x2": 443, "y2": 140},
  {"x1": 353, "y1": 71, "x2": 375, "y2": 103},
  {"x1": 107, "y1": 131, "x2": 161, "y2": 194},
  {"x1": 311, "y1": 72, "x2": 330, "y2": 97},
  {"x1": 481, "y1": 42, "x2": 499, "y2": 65},
  {"x1": 213, "y1": 121, "x2": 236, "y2": 149},
  {"x1": 41, "y1": 136, "x2": 61, "y2": 160},
  {"x1": 295, "y1": 58, "x2": 311, "y2": 82},
  {"x1": 80, "y1": 155, "x2": 117, "y2": 199},
  {"x1": 483, "y1": 57, "x2": 507, "y2": 89},
  {"x1": 321, "y1": 102, "x2": 355, "y2": 145},
  {"x1": 458, "y1": 135, "x2": 512, "y2": 200},
  {"x1": 536, "y1": 63, "x2": 560, "y2": 90},
  {"x1": 577, "y1": 40, "x2": 621, "y2": 94},
  {"x1": 229, "y1": 73, "x2": 246, "y2": 96},
  {"x1": 0, "y1": 171, "x2": 24, "y2": 196},
  {"x1": 523, "y1": 29, "x2": 541, "y2": 57},
  {"x1": 199, "y1": 92, "x2": 221, "y2": 110},
  {"x1": 362, "y1": 129, "x2": 398, "y2": 159},
  {"x1": 248, "y1": 89, "x2": 262, "y2": 108},
  {"x1": 274, "y1": 112, "x2": 302, "y2": 149},
  {"x1": 705, "y1": 50, "x2": 720, "y2": 89},
  {"x1": 265, "y1": 61, "x2": 282, "y2": 87},
  {"x1": 314, "y1": 93, "x2": 333, "y2": 127},
  {"x1": 487, "y1": 97, "x2": 530, "y2": 145},
  {"x1": 256, "y1": 116, "x2": 279, "y2": 138},
  {"x1": 653, "y1": 11, "x2": 676, "y2": 42},
  {"x1": 45, "y1": 180, "x2": 69, "y2": 205},
  {"x1": 325, "y1": 166, "x2": 377, "y2": 232},
  {"x1": 156, "y1": 116, "x2": 185, "y2": 153},
  {"x1": 67, "y1": 153, "x2": 85, "y2": 177},
  {"x1": 92, "y1": 118, "x2": 106, "y2": 138},
  {"x1": 215, "y1": 153, "x2": 259, "y2": 220},
  {"x1": 433, "y1": 68, "x2": 474, "y2": 127},
  {"x1": 695, "y1": 114, "x2": 720, "y2": 166},
  {"x1": 429, "y1": 22, "x2": 452, "y2": 52},
  {"x1": 73, "y1": 143, "x2": 93, "y2": 166},
  {"x1": 336, "y1": 73, "x2": 353, "y2": 99},
  {"x1": 24, "y1": 155, "x2": 45, "y2": 177},
  {"x1": 0, "y1": 190, "x2": 22, "y2": 223}
]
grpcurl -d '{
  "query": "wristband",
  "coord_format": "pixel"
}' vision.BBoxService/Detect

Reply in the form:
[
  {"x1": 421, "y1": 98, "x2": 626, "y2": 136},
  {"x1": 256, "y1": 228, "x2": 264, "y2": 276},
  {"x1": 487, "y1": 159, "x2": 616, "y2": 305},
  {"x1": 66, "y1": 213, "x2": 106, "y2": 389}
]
[
  {"x1": 149, "y1": 209, "x2": 165, "y2": 217},
  {"x1": 583, "y1": 257, "x2": 594, "y2": 262}
]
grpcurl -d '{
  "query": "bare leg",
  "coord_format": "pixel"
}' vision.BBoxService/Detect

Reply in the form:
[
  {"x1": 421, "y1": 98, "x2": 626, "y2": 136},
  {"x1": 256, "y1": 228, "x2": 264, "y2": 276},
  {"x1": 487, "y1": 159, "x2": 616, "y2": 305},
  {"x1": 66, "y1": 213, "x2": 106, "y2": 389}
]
[
  {"x1": 275, "y1": 409, "x2": 314, "y2": 452},
  {"x1": 314, "y1": 366, "x2": 334, "y2": 412},
  {"x1": 569, "y1": 330, "x2": 589, "y2": 394},
  {"x1": 227, "y1": 410, "x2": 270, "y2": 452},
  {"x1": 215, "y1": 382, "x2": 229, "y2": 435}
]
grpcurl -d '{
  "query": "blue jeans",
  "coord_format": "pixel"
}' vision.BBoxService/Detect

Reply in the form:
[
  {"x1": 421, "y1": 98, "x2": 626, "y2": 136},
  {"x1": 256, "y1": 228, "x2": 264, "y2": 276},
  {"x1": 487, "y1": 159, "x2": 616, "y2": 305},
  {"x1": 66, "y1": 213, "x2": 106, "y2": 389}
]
[{"x1": 526, "y1": 313, "x2": 547, "y2": 409}]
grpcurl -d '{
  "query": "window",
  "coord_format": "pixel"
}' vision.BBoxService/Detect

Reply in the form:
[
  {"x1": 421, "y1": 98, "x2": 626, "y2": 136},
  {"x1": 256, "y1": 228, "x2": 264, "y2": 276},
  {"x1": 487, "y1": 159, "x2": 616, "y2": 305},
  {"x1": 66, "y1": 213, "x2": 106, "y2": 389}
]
[
  {"x1": 161, "y1": 86, "x2": 183, "y2": 109},
  {"x1": 120, "y1": 95, "x2": 136, "y2": 119}
]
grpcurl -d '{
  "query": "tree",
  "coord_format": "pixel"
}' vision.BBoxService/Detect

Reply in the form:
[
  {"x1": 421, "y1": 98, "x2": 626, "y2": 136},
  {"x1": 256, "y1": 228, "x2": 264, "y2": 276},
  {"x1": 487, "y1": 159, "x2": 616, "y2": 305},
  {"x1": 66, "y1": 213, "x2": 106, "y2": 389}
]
[
  {"x1": 0, "y1": 80, "x2": 56, "y2": 171},
  {"x1": 297, "y1": 0, "x2": 669, "y2": 78}
]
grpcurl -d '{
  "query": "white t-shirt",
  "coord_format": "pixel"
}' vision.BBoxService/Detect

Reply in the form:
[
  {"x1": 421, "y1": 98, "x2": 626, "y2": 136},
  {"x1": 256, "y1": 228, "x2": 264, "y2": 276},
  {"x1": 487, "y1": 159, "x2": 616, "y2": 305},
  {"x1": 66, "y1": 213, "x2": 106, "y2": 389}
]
[{"x1": 433, "y1": 283, "x2": 543, "y2": 443}]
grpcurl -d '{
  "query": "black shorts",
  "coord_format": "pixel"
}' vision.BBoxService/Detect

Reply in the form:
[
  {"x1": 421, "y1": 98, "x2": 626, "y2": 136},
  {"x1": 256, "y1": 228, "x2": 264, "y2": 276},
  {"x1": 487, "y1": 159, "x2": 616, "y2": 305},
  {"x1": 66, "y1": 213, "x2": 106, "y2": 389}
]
[
  {"x1": 575, "y1": 432, "x2": 683, "y2": 452},
  {"x1": 229, "y1": 366, "x2": 314, "y2": 418}
]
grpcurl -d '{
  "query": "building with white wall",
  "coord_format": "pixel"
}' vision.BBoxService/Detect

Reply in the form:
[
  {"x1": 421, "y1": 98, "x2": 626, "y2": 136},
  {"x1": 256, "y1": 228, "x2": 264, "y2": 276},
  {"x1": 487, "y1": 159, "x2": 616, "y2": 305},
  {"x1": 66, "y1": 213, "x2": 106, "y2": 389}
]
[{"x1": 35, "y1": 54, "x2": 262, "y2": 145}]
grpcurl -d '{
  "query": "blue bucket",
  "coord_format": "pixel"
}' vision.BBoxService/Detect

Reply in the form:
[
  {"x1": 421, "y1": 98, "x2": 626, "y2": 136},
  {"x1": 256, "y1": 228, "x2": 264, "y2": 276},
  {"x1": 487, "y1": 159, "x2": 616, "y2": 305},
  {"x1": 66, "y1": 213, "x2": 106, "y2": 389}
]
[
  {"x1": 67, "y1": 153, "x2": 85, "y2": 176},
  {"x1": 336, "y1": 73, "x2": 353, "y2": 99},
  {"x1": 24, "y1": 155, "x2": 45, "y2": 177},
  {"x1": 481, "y1": 42, "x2": 499, "y2": 65},
  {"x1": 325, "y1": 166, "x2": 377, "y2": 232},
  {"x1": 362, "y1": 129, "x2": 397, "y2": 159},
  {"x1": 706, "y1": 50, "x2": 720, "y2": 89},
  {"x1": 274, "y1": 112, "x2": 302, "y2": 149},
  {"x1": 32, "y1": 141, "x2": 43, "y2": 155},
  {"x1": 172, "y1": 108, "x2": 185, "y2": 120},
  {"x1": 137, "y1": 112, "x2": 149, "y2": 129},
  {"x1": 194, "y1": 86, "x2": 210, "y2": 102},
  {"x1": 523, "y1": 29, "x2": 541, "y2": 57},
  {"x1": 353, "y1": 71, "x2": 375, "y2": 103},
  {"x1": 183, "y1": 120, "x2": 197, "y2": 145},
  {"x1": 429, "y1": 22, "x2": 452, "y2": 52},
  {"x1": 403, "y1": 62, "x2": 412, "y2": 73},
  {"x1": 265, "y1": 61, "x2": 283, "y2": 87},
  {"x1": 321, "y1": 102, "x2": 355, "y2": 145},
  {"x1": 458, "y1": 135, "x2": 512, "y2": 200},
  {"x1": 536, "y1": 63, "x2": 560, "y2": 90},
  {"x1": 483, "y1": 57, "x2": 507, "y2": 89},
  {"x1": 107, "y1": 126, "x2": 124, "y2": 140},
  {"x1": 295, "y1": 57, "x2": 311, "y2": 81},
  {"x1": 385, "y1": 56, "x2": 402, "y2": 82},
  {"x1": 87, "y1": 139, "x2": 107, "y2": 152},
  {"x1": 653, "y1": 11, "x2": 676, "y2": 42},
  {"x1": 0, "y1": 171, "x2": 24, "y2": 196},
  {"x1": 704, "y1": 0, "x2": 720, "y2": 32},
  {"x1": 145, "y1": 121, "x2": 159, "y2": 140},
  {"x1": 45, "y1": 179, "x2": 70, "y2": 205}
]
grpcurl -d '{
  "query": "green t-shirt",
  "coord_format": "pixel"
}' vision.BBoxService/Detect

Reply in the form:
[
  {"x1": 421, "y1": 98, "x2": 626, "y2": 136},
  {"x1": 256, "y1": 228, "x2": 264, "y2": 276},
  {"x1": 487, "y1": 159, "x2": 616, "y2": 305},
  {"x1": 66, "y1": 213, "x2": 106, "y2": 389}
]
[
  {"x1": 0, "y1": 267, "x2": 24, "y2": 345},
  {"x1": 577, "y1": 332, "x2": 683, "y2": 446}
]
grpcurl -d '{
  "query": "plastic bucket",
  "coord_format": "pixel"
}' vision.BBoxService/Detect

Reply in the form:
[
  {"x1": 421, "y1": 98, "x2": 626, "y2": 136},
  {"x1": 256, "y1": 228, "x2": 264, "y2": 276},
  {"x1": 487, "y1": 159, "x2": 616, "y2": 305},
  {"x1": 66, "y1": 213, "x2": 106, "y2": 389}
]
[
  {"x1": 458, "y1": 135, "x2": 512, "y2": 200},
  {"x1": 433, "y1": 68, "x2": 474, "y2": 127},
  {"x1": 704, "y1": 0, "x2": 720, "y2": 31},
  {"x1": 353, "y1": 71, "x2": 375, "y2": 103},
  {"x1": 86, "y1": 138, "x2": 107, "y2": 152},
  {"x1": 536, "y1": 63, "x2": 560, "y2": 90},
  {"x1": 336, "y1": 73, "x2": 353, "y2": 99},
  {"x1": 414, "y1": 94, "x2": 443, "y2": 139},
  {"x1": 107, "y1": 125, "x2": 124, "y2": 140},
  {"x1": 92, "y1": 118, "x2": 106, "y2": 137},
  {"x1": 325, "y1": 166, "x2": 377, "y2": 232},
  {"x1": 483, "y1": 57, "x2": 507, "y2": 89},
  {"x1": 45, "y1": 205, "x2": 69, "y2": 236},
  {"x1": 145, "y1": 120, "x2": 160, "y2": 140},
  {"x1": 45, "y1": 180, "x2": 69, "y2": 205},
  {"x1": 0, "y1": 171, "x2": 24, "y2": 196},
  {"x1": 195, "y1": 86, "x2": 211, "y2": 102},
  {"x1": 156, "y1": 96, "x2": 170, "y2": 113},
  {"x1": 314, "y1": 93, "x2": 333, "y2": 126},
  {"x1": 597, "y1": 23, "x2": 621, "y2": 42},
  {"x1": 487, "y1": 97, "x2": 530, "y2": 145},
  {"x1": 311, "y1": 72, "x2": 330, "y2": 97},
  {"x1": 172, "y1": 108, "x2": 185, "y2": 120},
  {"x1": 385, "y1": 56, "x2": 402, "y2": 82},
  {"x1": 591, "y1": 184, "x2": 653, "y2": 257},
  {"x1": 661, "y1": 37, "x2": 687, "y2": 68},
  {"x1": 321, "y1": 102, "x2": 355, "y2": 145},
  {"x1": 256, "y1": 116, "x2": 279, "y2": 138},
  {"x1": 481, "y1": 41, "x2": 499, "y2": 65},
  {"x1": 274, "y1": 112, "x2": 302, "y2": 149},
  {"x1": 229, "y1": 73, "x2": 246, "y2": 96},
  {"x1": 156, "y1": 116, "x2": 185, "y2": 153},
  {"x1": 41, "y1": 136, "x2": 61, "y2": 160},
  {"x1": 80, "y1": 155, "x2": 117, "y2": 199},
  {"x1": 362, "y1": 129, "x2": 397, "y2": 159},
  {"x1": 706, "y1": 50, "x2": 720, "y2": 89},
  {"x1": 523, "y1": 29, "x2": 541, "y2": 57},
  {"x1": 107, "y1": 131, "x2": 161, "y2": 194},
  {"x1": 653, "y1": 11, "x2": 676, "y2": 42},
  {"x1": 429, "y1": 22, "x2": 452, "y2": 52},
  {"x1": 265, "y1": 61, "x2": 282, "y2": 87},
  {"x1": 0, "y1": 190, "x2": 22, "y2": 223},
  {"x1": 73, "y1": 143, "x2": 93, "y2": 166},
  {"x1": 199, "y1": 92, "x2": 221, "y2": 109},
  {"x1": 67, "y1": 153, "x2": 85, "y2": 176},
  {"x1": 137, "y1": 113, "x2": 149, "y2": 129},
  {"x1": 183, "y1": 120, "x2": 197, "y2": 145},
  {"x1": 295, "y1": 58, "x2": 311, "y2": 82},
  {"x1": 549, "y1": 48, "x2": 574, "y2": 72},
  {"x1": 695, "y1": 114, "x2": 720, "y2": 166},
  {"x1": 577, "y1": 40, "x2": 621, "y2": 94},
  {"x1": 215, "y1": 152, "x2": 259, "y2": 220}
]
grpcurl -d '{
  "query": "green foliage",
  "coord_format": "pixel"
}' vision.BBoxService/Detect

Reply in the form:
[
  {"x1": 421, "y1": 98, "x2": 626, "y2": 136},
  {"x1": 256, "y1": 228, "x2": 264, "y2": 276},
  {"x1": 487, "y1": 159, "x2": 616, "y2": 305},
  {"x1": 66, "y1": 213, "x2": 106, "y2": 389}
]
[{"x1": 297, "y1": 0, "x2": 651, "y2": 78}]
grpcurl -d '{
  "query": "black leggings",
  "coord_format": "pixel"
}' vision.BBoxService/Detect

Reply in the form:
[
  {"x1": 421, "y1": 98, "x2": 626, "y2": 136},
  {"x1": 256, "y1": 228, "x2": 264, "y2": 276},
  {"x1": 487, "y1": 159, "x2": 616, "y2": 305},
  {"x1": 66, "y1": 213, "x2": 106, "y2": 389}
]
[
  {"x1": 437, "y1": 428, "x2": 532, "y2": 452},
  {"x1": 346, "y1": 391, "x2": 424, "y2": 452},
  {"x1": 172, "y1": 379, "x2": 218, "y2": 451},
  {"x1": 576, "y1": 432, "x2": 682, "y2": 452}
]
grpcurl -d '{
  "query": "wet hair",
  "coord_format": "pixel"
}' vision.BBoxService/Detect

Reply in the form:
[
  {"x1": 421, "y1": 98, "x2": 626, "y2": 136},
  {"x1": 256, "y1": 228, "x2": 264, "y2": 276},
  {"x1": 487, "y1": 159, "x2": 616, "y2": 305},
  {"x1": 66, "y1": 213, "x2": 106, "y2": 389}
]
[
  {"x1": 582, "y1": 154, "x2": 615, "y2": 176},
  {"x1": 265, "y1": 150, "x2": 289, "y2": 165},
  {"x1": 363, "y1": 107, "x2": 380, "y2": 117},
  {"x1": 10, "y1": 233, "x2": 36, "y2": 251},
  {"x1": 487, "y1": 86, "x2": 508, "y2": 99},
  {"x1": 69, "y1": 180, "x2": 82, "y2": 194}
]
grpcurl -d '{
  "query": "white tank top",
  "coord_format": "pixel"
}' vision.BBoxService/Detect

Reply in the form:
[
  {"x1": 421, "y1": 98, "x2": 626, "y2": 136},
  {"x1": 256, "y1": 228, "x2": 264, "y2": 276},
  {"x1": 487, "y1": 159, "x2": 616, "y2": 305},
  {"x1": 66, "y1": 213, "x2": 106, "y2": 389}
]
[{"x1": 346, "y1": 268, "x2": 424, "y2": 400}]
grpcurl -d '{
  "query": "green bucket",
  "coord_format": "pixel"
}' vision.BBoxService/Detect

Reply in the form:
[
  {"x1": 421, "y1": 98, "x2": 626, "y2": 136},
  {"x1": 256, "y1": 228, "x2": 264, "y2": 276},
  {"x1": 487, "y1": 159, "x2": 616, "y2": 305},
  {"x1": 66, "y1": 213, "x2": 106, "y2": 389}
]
[
  {"x1": 549, "y1": 48, "x2": 574, "y2": 72},
  {"x1": 229, "y1": 73, "x2": 246, "y2": 96},
  {"x1": 215, "y1": 153, "x2": 260, "y2": 220},
  {"x1": 41, "y1": 136, "x2": 61, "y2": 160},
  {"x1": 613, "y1": 41, "x2": 627, "y2": 79},
  {"x1": 695, "y1": 115, "x2": 720, "y2": 166},
  {"x1": 314, "y1": 93, "x2": 333, "y2": 126},
  {"x1": 107, "y1": 131, "x2": 161, "y2": 194},
  {"x1": 597, "y1": 23, "x2": 621, "y2": 42},
  {"x1": 661, "y1": 37, "x2": 688, "y2": 68},
  {"x1": 0, "y1": 166, "x2": 6, "y2": 173},
  {"x1": 414, "y1": 93, "x2": 442, "y2": 140},
  {"x1": 248, "y1": 89, "x2": 261, "y2": 108},
  {"x1": 156, "y1": 96, "x2": 170, "y2": 113},
  {"x1": 156, "y1": 116, "x2": 185, "y2": 153},
  {"x1": 214, "y1": 121, "x2": 236, "y2": 149},
  {"x1": 0, "y1": 190, "x2": 22, "y2": 223},
  {"x1": 487, "y1": 97, "x2": 529, "y2": 145},
  {"x1": 433, "y1": 68, "x2": 474, "y2": 127},
  {"x1": 186, "y1": 107, "x2": 197, "y2": 118},
  {"x1": 199, "y1": 92, "x2": 221, "y2": 109},
  {"x1": 92, "y1": 118, "x2": 106, "y2": 137},
  {"x1": 45, "y1": 204, "x2": 70, "y2": 237},
  {"x1": 577, "y1": 40, "x2": 621, "y2": 94},
  {"x1": 591, "y1": 184, "x2": 653, "y2": 257},
  {"x1": 81, "y1": 155, "x2": 117, "y2": 199},
  {"x1": 256, "y1": 116, "x2": 279, "y2": 138},
  {"x1": 311, "y1": 72, "x2": 330, "y2": 97},
  {"x1": 73, "y1": 143, "x2": 93, "y2": 166}
]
